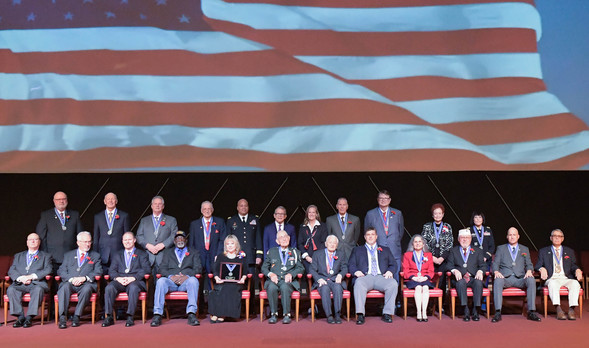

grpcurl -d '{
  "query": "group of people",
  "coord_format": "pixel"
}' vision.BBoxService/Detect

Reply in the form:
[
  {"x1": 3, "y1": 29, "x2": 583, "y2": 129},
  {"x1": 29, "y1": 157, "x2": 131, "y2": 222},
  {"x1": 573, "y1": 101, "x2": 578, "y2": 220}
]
[{"x1": 4, "y1": 190, "x2": 584, "y2": 328}]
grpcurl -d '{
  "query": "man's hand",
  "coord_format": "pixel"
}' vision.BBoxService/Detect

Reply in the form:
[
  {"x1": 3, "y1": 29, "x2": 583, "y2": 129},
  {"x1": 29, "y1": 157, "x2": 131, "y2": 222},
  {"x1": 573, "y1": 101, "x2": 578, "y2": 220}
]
[
  {"x1": 146, "y1": 243, "x2": 158, "y2": 255},
  {"x1": 494, "y1": 271, "x2": 504, "y2": 279},
  {"x1": 575, "y1": 269, "x2": 583, "y2": 282},
  {"x1": 453, "y1": 270, "x2": 462, "y2": 281},
  {"x1": 255, "y1": 257, "x2": 262, "y2": 265},
  {"x1": 383, "y1": 271, "x2": 393, "y2": 279},
  {"x1": 354, "y1": 271, "x2": 365, "y2": 278},
  {"x1": 524, "y1": 270, "x2": 534, "y2": 278},
  {"x1": 269, "y1": 273, "x2": 279, "y2": 284},
  {"x1": 317, "y1": 278, "x2": 327, "y2": 287},
  {"x1": 433, "y1": 256, "x2": 444, "y2": 265},
  {"x1": 284, "y1": 273, "x2": 293, "y2": 283},
  {"x1": 335, "y1": 274, "x2": 343, "y2": 284},
  {"x1": 475, "y1": 270, "x2": 483, "y2": 281},
  {"x1": 539, "y1": 267, "x2": 548, "y2": 281},
  {"x1": 71, "y1": 276, "x2": 86, "y2": 286},
  {"x1": 305, "y1": 256, "x2": 312, "y2": 263},
  {"x1": 155, "y1": 243, "x2": 165, "y2": 252}
]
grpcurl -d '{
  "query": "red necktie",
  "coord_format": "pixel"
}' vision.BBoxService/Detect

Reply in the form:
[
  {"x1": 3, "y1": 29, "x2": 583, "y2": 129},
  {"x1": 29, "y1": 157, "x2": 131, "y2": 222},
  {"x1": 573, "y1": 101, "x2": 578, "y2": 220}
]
[
  {"x1": 80, "y1": 253, "x2": 85, "y2": 263},
  {"x1": 383, "y1": 211, "x2": 388, "y2": 235},
  {"x1": 205, "y1": 220, "x2": 210, "y2": 250}
]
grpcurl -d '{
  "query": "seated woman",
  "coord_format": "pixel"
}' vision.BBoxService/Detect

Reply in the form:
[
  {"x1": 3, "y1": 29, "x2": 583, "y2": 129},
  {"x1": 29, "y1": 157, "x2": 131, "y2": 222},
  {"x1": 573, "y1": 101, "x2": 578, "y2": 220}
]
[
  {"x1": 208, "y1": 235, "x2": 248, "y2": 323},
  {"x1": 402, "y1": 234, "x2": 434, "y2": 322}
]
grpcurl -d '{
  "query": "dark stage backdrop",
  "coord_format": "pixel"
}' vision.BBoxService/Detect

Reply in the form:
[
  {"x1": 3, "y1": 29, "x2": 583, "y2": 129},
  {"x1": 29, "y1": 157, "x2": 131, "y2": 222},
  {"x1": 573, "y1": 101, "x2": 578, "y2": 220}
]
[{"x1": 1, "y1": 171, "x2": 588, "y2": 255}]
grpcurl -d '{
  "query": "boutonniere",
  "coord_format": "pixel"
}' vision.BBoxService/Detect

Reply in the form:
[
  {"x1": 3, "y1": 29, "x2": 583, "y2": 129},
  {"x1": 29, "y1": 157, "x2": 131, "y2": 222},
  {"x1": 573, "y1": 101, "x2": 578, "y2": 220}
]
[
  {"x1": 212, "y1": 222, "x2": 217, "y2": 226},
  {"x1": 347, "y1": 221, "x2": 352, "y2": 224},
  {"x1": 521, "y1": 252, "x2": 527, "y2": 256},
  {"x1": 470, "y1": 248, "x2": 475, "y2": 254},
  {"x1": 424, "y1": 257, "x2": 429, "y2": 262},
  {"x1": 115, "y1": 214, "x2": 120, "y2": 220},
  {"x1": 132, "y1": 254, "x2": 137, "y2": 258},
  {"x1": 377, "y1": 247, "x2": 383, "y2": 252},
  {"x1": 564, "y1": 255, "x2": 570, "y2": 259},
  {"x1": 442, "y1": 226, "x2": 449, "y2": 232},
  {"x1": 33, "y1": 255, "x2": 39, "y2": 261},
  {"x1": 238, "y1": 251, "x2": 246, "y2": 259},
  {"x1": 391, "y1": 211, "x2": 396, "y2": 215},
  {"x1": 185, "y1": 252, "x2": 190, "y2": 256},
  {"x1": 66, "y1": 215, "x2": 70, "y2": 220},
  {"x1": 288, "y1": 251, "x2": 292, "y2": 256},
  {"x1": 334, "y1": 255, "x2": 338, "y2": 260},
  {"x1": 160, "y1": 220, "x2": 166, "y2": 226},
  {"x1": 86, "y1": 256, "x2": 94, "y2": 264}
]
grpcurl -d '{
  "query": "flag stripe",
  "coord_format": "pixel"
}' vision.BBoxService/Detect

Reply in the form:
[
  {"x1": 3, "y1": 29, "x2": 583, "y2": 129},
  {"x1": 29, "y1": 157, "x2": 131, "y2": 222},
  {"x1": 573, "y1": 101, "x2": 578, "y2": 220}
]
[{"x1": 223, "y1": 0, "x2": 535, "y2": 7}]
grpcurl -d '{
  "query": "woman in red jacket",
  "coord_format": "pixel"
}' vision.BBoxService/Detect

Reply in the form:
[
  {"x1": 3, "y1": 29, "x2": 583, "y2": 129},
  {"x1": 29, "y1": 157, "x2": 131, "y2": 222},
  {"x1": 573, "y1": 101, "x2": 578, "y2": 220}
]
[{"x1": 403, "y1": 234, "x2": 434, "y2": 322}]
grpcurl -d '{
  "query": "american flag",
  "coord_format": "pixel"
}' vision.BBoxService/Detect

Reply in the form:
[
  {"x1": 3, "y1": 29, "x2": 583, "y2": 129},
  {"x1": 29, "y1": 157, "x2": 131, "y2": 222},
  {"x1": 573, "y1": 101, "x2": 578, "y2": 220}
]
[{"x1": 0, "y1": 0, "x2": 587, "y2": 172}]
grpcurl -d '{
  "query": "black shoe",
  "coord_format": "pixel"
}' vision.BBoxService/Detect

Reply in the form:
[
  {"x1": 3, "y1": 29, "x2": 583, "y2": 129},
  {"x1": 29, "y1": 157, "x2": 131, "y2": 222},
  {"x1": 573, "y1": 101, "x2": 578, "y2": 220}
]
[
  {"x1": 327, "y1": 316, "x2": 335, "y2": 324},
  {"x1": 58, "y1": 315, "x2": 67, "y2": 329},
  {"x1": 356, "y1": 313, "x2": 365, "y2": 325},
  {"x1": 268, "y1": 314, "x2": 278, "y2": 324},
  {"x1": 23, "y1": 317, "x2": 33, "y2": 328},
  {"x1": 150, "y1": 314, "x2": 162, "y2": 327},
  {"x1": 463, "y1": 306, "x2": 470, "y2": 322},
  {"x1": 422, "y1": 318, "x2": 428, "y2": 322},
  {"x1": 71, "y1": 315, "x2": 80, "y2": 327},
  {"x1": 125, "y1": 316, "x2": 135, "y2": 327},
  {"x1": 527, "y1": 311, "x2": 541, "y2": 322},
  {"x1": 417, "y1": 318, "x2": 423, "y2": 322},
  {"x1": 491, "y1": 312, "x2": 501, "y2": 323},
  {"x1": 334, "y1": 314, "x2": 342, "y2": 324},
  {"x1": 282, "y1": 314, "x2": 291, "y2": 324},
  {"x1": 472, "y1": 310, "x2": 480, "y2": 321},
  {"x1": 13, "y1": 317, "x2": 24, "y2": 328},
  {"x1": 187, "y1": 312, "x2": 200, "y2": 326},
  {"x1": 381, "y1": 314, "x2": 393, "y2": 323},
  {"x1": 102, "y1": 316, "x2": 114, "y2": 327}
]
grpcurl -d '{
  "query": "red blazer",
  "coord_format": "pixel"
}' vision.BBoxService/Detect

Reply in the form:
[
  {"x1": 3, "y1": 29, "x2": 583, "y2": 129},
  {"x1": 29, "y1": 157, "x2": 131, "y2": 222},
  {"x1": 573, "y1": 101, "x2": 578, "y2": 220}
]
[{"x1": 402, "y1": 251, "x2": 434, "y2": 280}]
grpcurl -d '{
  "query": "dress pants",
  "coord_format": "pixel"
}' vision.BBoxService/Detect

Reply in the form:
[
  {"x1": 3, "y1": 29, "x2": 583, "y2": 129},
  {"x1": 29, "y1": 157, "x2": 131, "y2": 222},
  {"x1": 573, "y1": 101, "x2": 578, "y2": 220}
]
[
  {"x1": 104, "y1": 280, "x2": 146, "y2": 316},
  {"x1": 455, "y1": 277, "x2": 483, "y2": 306},
  {"x1": 493, "y1": 275, "x2": 536, "y2": 311},
  {"x1": 57, "y1": 282, "x2": 97, "y2": 316},
  {"x1": 354, "y1": 275, "x2": 398, "y2": 315},
  {"x1": 317, "y1": 280, "x2": 344, "y2": 317},
  {"x1": 7, "y1": 283, "x2": 48, "y2": 317},
  {"x1": 265, "y1": 280, "x2": 296, "y2": 315},
  {"x1": 153, "y1": 277, "x2": 199, "y2": 315},
  {"x1": 546, "y1": 278, "x2": 581, "y2": 306}
]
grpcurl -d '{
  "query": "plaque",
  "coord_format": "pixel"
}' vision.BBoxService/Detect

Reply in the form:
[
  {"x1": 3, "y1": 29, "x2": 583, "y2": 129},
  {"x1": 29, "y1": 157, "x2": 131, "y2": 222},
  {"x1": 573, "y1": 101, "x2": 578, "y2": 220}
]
[{"x1": 220, "y1": 262, "x2": 242, "y2": 282}]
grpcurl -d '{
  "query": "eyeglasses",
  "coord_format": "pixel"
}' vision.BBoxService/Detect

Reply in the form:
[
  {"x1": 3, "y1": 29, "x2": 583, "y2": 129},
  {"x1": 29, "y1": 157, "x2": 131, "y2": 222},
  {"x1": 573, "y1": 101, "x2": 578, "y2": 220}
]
[
  {"x1": 377, "y1": 197, "x2": 391, "y2": 201},
  {"x1": 78, "y1": 240, "x2": 92, "y2": 244},
  {"x1": 551, "y1": 235, "x2": 564, "y2": 238},
  {"x1": 274, "y1": 213, "x2": 286, "y2": 216}
]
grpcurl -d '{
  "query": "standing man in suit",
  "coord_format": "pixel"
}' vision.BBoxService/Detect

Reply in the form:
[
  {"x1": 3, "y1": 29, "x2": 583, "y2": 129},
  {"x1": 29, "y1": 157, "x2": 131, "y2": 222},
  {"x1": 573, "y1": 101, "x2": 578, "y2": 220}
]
[
  {"x1": 348, "y1": 227, "x2": 398, "y2": 325},
  {"x1": 188, "y1": 201, "x2": 226, "y2": 283},
  {"x1": 309, "y1": 235, "x2": 347, "y2": 324},
  {"x1": 57, "y1": 231, "x2": 102, "y2": 329},
  {"x1": 93, "y1": 192, "x2": 130, "y2": 273},
  {"x1": 36, "y1": 191, "x2": 84, "y2": 272},
  {"x1": 263, "y1": 206, "x2": 297, "y2": 256},
  {"x1": 261, "y1": 230, "x2": 305, "y2": 324},
  {"x1": 491, "y1": 227, "x2": 541, "y2": 322},
  {"x1": 7, "y1": 233, "x2": 53, "y2": 328},
  {"x1": 136, "y1": 196, "x2": 178, "y2": 270},
  {"x1": 102, "y1": 232, "x2": 151, "y2": 327},
  {"x1": 326, "y1": 197, "x2": 361, "y2": 260},
  {"x1": 447, "y1": 229, "x2": 486, "y2": 321},
  {"x1": 227, "y1": 198, "x2": 263, "y2": 275},
  {"x1": 151, "y1": 231, "x2": 202, "y2": 327},
  {"x1": 535, "y1": 228, "x2": 583, "y2": 320},
  {"x1": 364, "y1": 190, "x2": 404, "y2": 277}
]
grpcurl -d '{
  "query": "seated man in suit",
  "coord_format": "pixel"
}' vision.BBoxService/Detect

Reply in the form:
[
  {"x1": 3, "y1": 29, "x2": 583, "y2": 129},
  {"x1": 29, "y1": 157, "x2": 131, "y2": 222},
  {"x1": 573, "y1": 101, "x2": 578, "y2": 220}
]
[
  {"x1": 7, "y1": 233, "x2": 53, "y2": 328},
  {"x1": 447, "y1": 229, "x2": 486, "y2": 321},
  {"x1": 535, "y1": 228, "x2": 583, "y2": 320},
  {"x1": 348, "y1": 227, "x2": 398, "y2": 325},
  {"x1": 492, "y1": 227, "x2": 541, "y2": 322},
  {"x1": 261, "y1": 230, "x2": 304, "y2": 324},
  {"x1": 151, "y1": 231, "x2": 202, "y2": 327},
  {"x1": 102, "y1": 232, "x2": 151, "y2": 327},
  {"x1": 57, "y1": 231, "x2": 103, "y2": 329},
  {"x1": 309, "y1": 235, "x2": 347, "y2": 324},
  {"x1": 263, "y1": 206, "x2": 297, "y2": 257}
]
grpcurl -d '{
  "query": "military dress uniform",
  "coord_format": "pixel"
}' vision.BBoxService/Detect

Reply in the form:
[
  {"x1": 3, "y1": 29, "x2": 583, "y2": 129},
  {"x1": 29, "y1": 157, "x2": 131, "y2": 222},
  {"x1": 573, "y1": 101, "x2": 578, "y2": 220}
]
[
  {"x1": 261, "y1": 247, "x2": 305, "y2": 317},
  {"x1": 227, "y1": 214, "x2": 263, "y2": 273}
]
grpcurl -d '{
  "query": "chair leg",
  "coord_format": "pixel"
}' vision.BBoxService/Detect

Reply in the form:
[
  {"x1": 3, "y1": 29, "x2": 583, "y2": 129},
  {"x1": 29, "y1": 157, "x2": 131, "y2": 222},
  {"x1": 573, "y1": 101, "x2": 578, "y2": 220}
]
[
  {"x1": 451, "y1": 296, "x2": 455, "y2": 320},
  {"x1": 295, "y1": 298, "x2": 299, "y2": 322},
  {"x1": 41, "y1": 300, "x2": 45, "y2": 325},
  {"x1": 438, "y1": 297, "x2": 442, "y2": 320},
  {"x1": 259, "y1": 298, "x2": 264, "y2": 322},
  {"x1": 310, "y1": 298, "x2": 315, "y2": 322},
  {"x1": 544, "y1": 293, "x2": 548, "y2": 318},
  {"x1": 245, "y1": 297, "x2": 249, "y2": 322},
  {"x1": 403, "y1": 297, "x2": 407, "y2": 320},
  {"x1": 346, "y1": 298, "x2": 350, "y2": 322},
  {"x1": 54, "y1": 299, "x2": 58, "y2": 325},
  {"x1": 4, "y1": 301, "x2": 7, "y2": 326},
  {"x1": 485, "y1": 295, "x2": 490, "y2": 319},
  {"x1": 579, "y1": 293, "x2": 583, "y2": 319},
  {"x1": 91, "y1": 301, "x2": 96, "y2": 325},
  {"x1": 142, "y1": 299, "x2": 146, "y2": 324}
]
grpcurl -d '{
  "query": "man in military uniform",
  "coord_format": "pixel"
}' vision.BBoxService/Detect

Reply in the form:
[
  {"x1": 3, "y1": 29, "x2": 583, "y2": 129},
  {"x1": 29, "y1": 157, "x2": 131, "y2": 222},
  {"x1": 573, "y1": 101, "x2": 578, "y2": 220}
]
[
  {"x1": 261, "y1": 231, "x2": 305, "y2": 324},
  {"x1": 226, "y1": 199, "x2": 263, "y2": 274}
]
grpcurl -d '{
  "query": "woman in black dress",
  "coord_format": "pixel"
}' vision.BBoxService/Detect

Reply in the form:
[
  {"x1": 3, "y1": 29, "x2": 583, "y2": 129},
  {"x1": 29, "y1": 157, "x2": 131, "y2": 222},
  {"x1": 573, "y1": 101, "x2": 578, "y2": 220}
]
[
  {"x1": 297, "y1": 205, "x2": 328, "y2": 273},
  {"x1": 208, "y1": 235, "x2": 248, "y2": 323}
]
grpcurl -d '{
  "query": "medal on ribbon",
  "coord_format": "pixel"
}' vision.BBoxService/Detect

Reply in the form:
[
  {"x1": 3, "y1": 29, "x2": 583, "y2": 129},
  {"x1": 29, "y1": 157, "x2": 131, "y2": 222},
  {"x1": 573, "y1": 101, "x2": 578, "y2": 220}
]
[
  {"x1": 461, "y1": 248, "x2": 470, "y2": 268},
  {"x1": 510, "y1": 244, "x2": 519, "y2": 266},
  {"x1": 280, "y1": 249, "x2": 289, "y2": 271},
  {"x1": 434, "y1": 222, "x2": 442, "y2": 248},
  {"x1": 473, "y1": 226, "x2": 484, "y2": 248},
  {"x1": 226, "y1": 263, "x2": 237, "y2": 277},
  {"x1": 381, "y1": 209, "x2": 389, "y2": 235},
  {"x1": 106, "y1": 209, "x2": 117, "y2": 236},
  {"x1": 326, "y1": 249, "x2": 336, "y2": 275},
  {"x1": 56, "y1": 208, "x2": 67, "y2": 231},
  {"x1": 413, "y1": 251, "x2": 423, "y2": 277},
  {"x1": 552, "y1": 246, "x2": 562, "y2": 273}
]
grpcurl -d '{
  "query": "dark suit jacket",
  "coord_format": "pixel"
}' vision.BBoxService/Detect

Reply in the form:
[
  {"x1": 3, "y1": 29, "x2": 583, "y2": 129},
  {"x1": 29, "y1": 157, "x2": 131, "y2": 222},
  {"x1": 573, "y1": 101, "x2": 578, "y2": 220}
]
[
  {"x1": 263, "y1": 222, "x2": 297, "y2": 256},
  {"x1": 309, "y1": 248, "x2": 348, "y2": 289},
  {"x1": 57, "y1": 249, "x2": 102, "y2": 283},
  {"x1": 492, "y1": 243, "x2": 533, "y2": 278},
  {"x1": 468, "y1": 226, "x2": 495, "y2": 263},
  {"x1": 447, "y1": 245, "x2": 486, "y2": 277},
  {"x1": 188, "y1": 216, "x2": 227, "y2": 270},
  {"x1": 8, "y1": 250, "x2": 53, "y2": 289},
  {"x1": 36, "y1": 208, "x2": 84, "y2": 264},
  {"x1": 297, "y1": 223, "x2": 328, "y2": 259},
  {"x1": 136, "y1": 213, "x2": 178, "y2": 266},
  {"x1": 93, "y1": 209, "x2": 130, "y2": 266},
  {"x1": 364, "y1": 207, "x2": 404, "y2": 260},
  {"x1": 227, "y1": 214, "x2": 262, "y2": 265},
  {"x1": 261, "y1": 247, "x2": 304, "y2": 290},
  {"x1": 348, "y1": 244, "x2": 397, "y2": 282},
  {"x1": 325, "y1": 213, "x2": 361, "y2": 259},
  {"x1": 535, "y1": 245, "x2": 579, "y2": 279},
  {"x1": 109, "y1": 248, "x2": 151, "y2": 282},
  {"x1": 158, "y1": 247, "x2": 202, "y2": 278},
  {"x1": 402, "y1": 251, "x2": 435, "y2": 280}
]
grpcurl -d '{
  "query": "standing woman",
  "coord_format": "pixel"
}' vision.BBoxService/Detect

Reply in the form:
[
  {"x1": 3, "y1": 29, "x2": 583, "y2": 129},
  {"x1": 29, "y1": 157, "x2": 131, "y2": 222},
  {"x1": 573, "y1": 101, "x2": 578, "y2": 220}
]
[
  {"x1": 468, "y1": 211, "x2": 495, "y2": 269},
  {"x1": 208, "y1": 235, "x2": 248, "y2": 323},
  {"x1": 298, "y1": 205, "x2": 328, "y2": 273},
  {"x1": 421, "y1": 203, "x2": 453, "y2": 294},
  {"x1": 403, "y1": 234, "x2": 435, "y2": 322}
]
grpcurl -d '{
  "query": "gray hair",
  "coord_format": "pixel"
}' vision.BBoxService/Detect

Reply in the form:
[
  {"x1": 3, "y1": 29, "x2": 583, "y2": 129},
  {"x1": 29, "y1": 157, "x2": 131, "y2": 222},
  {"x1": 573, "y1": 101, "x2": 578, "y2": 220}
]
[
  {"x1": 551, "y1": 229, "x2": 564, "y2": 237},
  {"x1": 152, "y1": 195, "x2": 165, "y2": 205},
  {"x1": 326, "y1": 234, "x2": 339, "y2": 245},
  {"x1": 77, "y1": 231, "x2": 92, "y2": 241},
  {"x1": 406, "y1": 234, "x2": 429, "y2": 253}
]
